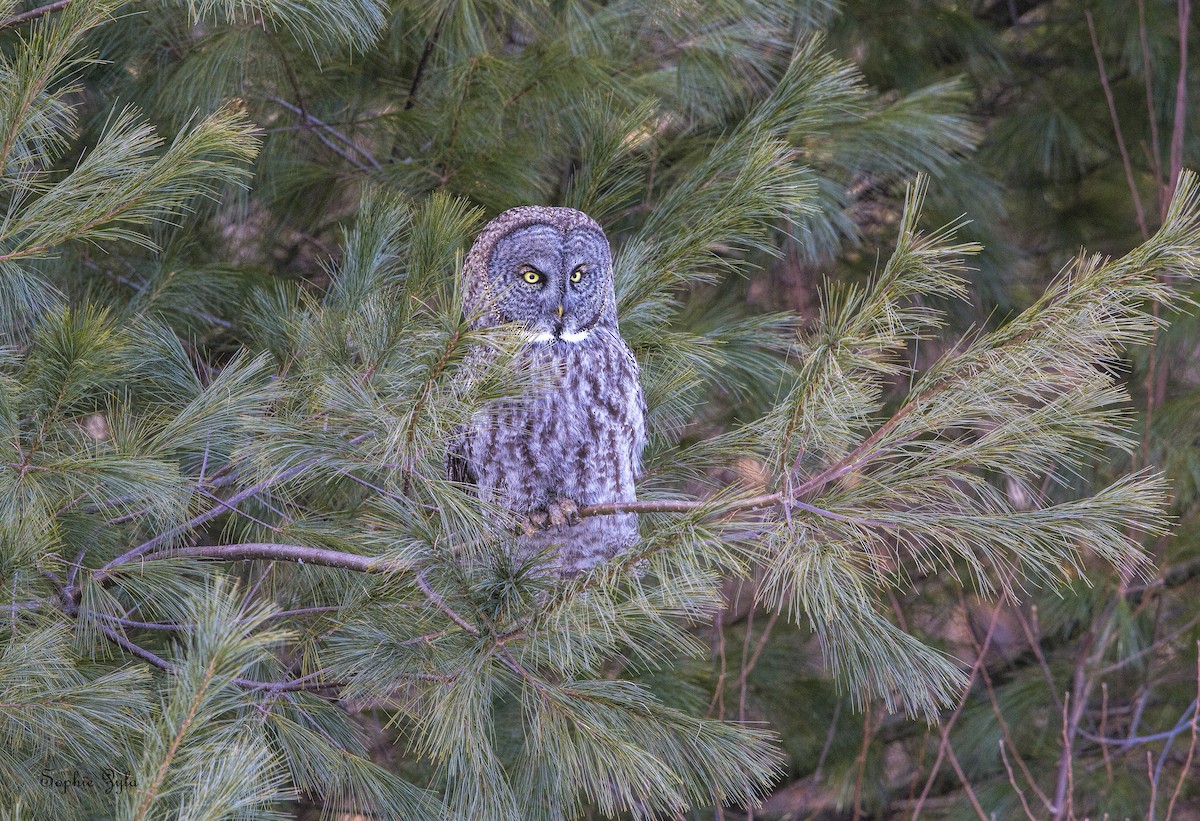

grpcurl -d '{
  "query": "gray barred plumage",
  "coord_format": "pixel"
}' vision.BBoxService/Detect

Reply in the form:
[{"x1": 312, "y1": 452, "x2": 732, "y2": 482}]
[{"x1": 451, "y1": 206, "x2": 646, "y2": 576}]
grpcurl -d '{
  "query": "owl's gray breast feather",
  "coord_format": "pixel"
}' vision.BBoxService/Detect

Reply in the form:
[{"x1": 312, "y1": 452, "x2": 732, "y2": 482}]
[
  {"x1": 451, "y1": 205, "x2": 646, "y2": 576},
  {"x1": 457, "y1": 330, "x2": 645, "y2": 576}
]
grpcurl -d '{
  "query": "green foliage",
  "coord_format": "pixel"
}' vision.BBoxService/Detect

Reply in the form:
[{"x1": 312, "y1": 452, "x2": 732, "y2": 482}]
[{"x1": 1, "y1": 0, "x2": 1198, "y2": 819}]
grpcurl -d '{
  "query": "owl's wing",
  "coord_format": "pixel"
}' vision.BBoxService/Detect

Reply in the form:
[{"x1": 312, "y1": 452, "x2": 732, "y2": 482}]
[
  {"x1": 445, "y1": 430, "x2": 477, "y2": 487},
  {"x1": 624, "y1": 346, "x2": 648, "y2": 479},
  {"x1": 445, "y1": 346, "x2": 491, "y2": 489}
]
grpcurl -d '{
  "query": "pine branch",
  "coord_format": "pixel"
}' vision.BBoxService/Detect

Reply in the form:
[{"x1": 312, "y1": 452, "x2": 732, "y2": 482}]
[
  {"x1": 130, "y1": 542, "x2": 401, "y2": 574},
  {"x1": 50, "y1": 579, "x2": 343, "y2": 694},
  {"x1": 93, "y1": 432, "x2": 373, "y2": 584}
]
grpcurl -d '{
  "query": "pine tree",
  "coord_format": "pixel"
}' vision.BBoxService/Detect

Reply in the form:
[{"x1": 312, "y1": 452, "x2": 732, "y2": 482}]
[
  {"x1": 0, "y1": 1, "x2": 1197, "y2": 819},
  {"x1": 790, "y1": 4, "x2": 1200, "y2": 818}
]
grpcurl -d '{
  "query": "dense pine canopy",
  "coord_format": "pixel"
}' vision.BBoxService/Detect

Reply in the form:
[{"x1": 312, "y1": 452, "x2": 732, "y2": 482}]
[{"x1": 1, "y1": 1, "x2": 1198, "y2": 819}]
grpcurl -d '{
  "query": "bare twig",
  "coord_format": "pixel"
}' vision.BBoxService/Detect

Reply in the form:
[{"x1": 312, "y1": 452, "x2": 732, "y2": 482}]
[
  {"x1": 999, "y1": 739, "x2": 1039, "y2": 821},
  {"x1": 1080, "y1": 710, "x2": 1200, "y2": 749},
  {"x1": 92, "y1": 612, "x2": 188, "y2": 631},
  {"x1": 1014, "y1": 605, "x2": 1064, "y2": 713},
  {"x1": 577, "y1": 494, "x2": 883, "y2": 524},
  {"x1": 910, "y1": 602, "x2": 1003, "y2": 820},
  {"x1": 0, "y1": 0, "x2": 70, "y2": 31},
  {"x1": 1096, "y1": 609, "x2": 1200, "y2": 674},
  {"x1": 94, "y1": 609, "x2": 344, "y2": 693},
  {"x1": 738, "y1": 599, "x2": 754, "y2": 730},
  {"x1": 1166, "y1": 0, "x2": 1192, "y2": 203},
  {"x1": 126, "y1": 542, "x2": 404, "y2": 575},
  {"x1": 3, "y1": 597, "x2": 52, "y2": 614},
  {"x1": 852, "y1": 704, "x2": 872, "y2": 821},
  {"x1": 1056, "y1": 691, "x2": 1077, "y2": 821},
  {"x1": 1100, "y1": 682, "x2": 1114, "y2": 785},
  {"x1": 1137, "y1": 0, "x2": 1167, "y2": 209},
  {"x1": 814, "y1": 698, "x2": 842, "y2": 780},
  {"x1": 196, "y1": 487, "x2": 283, "y2": 533},
  {"x1": 1164, "y1": 644, "x2": 1200, "y2": 820},
  {"x1": 405, "y1": 5, "x2": 450, "y2": 109},
  {"x1": 1149, "y1": 749, "x2": 1159, "y2": 818},
  {"x1": 970, "y1": 600, "x2": 1054, "y2": 812},
  {"x1": 96, "y1": 434, "x2": 372, "y2": 583},
  {"x1": 1148, "y1": 699, "x2": 1200, "y2": 817},
  {"x1": 416, "y1": 571, "x2": 479, "y2": 635},
  {"x1": 707, "y1": 601, "x2": 729, "y2": 720},
  {"x1": 945, "y1": 743, "x2": 989, "y2": 821},
  {"x1": 267, "y1": 96, "x2": 381, "y2": 171},
  {"x1": 1087, "y1": 11, "x2": 1150, "y2": 240},
  {"x1": 738, "y1": 606, "x2": 781, "y2": 697}
]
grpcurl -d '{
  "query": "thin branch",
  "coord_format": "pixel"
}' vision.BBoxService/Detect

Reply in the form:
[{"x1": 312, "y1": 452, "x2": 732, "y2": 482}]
[
  {"x1": 97, "y1": 619, "x2": 179, "y2": 674},
  {"x1": 405, "y1": 5, "x2": 449, "y2": 109},
  {"x1": 438, "y1": 56, "x2": 477, "y2": 184},
  {"x1": 1137, "y1": 0, "x2": 1166, "y2": 209},
  {"x1": 0, "y1": 0, "x2": 70, "y2": 31},
  {"x1": 1087, "y1": 11, "x2": 1150, "y2": 240},
  {"x1": 125, "y1": 543, "x2": 405, "y2": 575},
  {"x1": 738, "y1": 597, "x2": 753, "y2": 738},
  {"x1": 1014, "y1": 605, "x2": 1064, "y2": 713},
  {"x1": 814, "y1": 698, "x2": 842, "y2": 780},
  {"x1": 267, "y1": 96, "x2": 381, "y2": 171},
  {"x1": 1151, "y1": 695, "x2": 1200, "y2": 815},
  {"x1": 92, "y1": 612, "x2": 188, "y2": 631},
  {"x1": 95, "y1": 433, "x2": 372, "y2": 583},
  {"x1": 1100, "y1": 682, "x2": 1114, "y2": 785},
  {"x1": 1149, "y1": 750, "x2": 1160, "y2": 817},
  {"x1": 1165, "y1": 644, "x2": 1200, "y2": 820},
  {"x1": 1126, "y1": 556, "x2": 1200, "y2": 604},
  {"x1": 736, "y1": 604, "x2": 781, "y2": 720},
  {"x1": 972, "y1": 604, "x2": 1054, "y2": 812},
  {"x1": 1096, "y1": 608, "x2": 1200, "y2": 674},
  {"x1": 416, "y1": 571, "x2": 479, "y2": 635},
  {"x1": 1166, "y1": 0, "x2": 1192, "y2": 203},
  {"x1": 1055, "y1": 691, "x2": 1077, "y2": 821},
  {"x1": 707, "y1": 600, "x2": 728, "y2": 720},
  {"x1": 910, "y1": 602, "x2": 1003, "y2": 820},
  {"x1": 196, "y1": 487, "x2": 282, "y2": 533},
  {"x1": 999, "y1": 739, "x2": 1039, "y2": 821},
  {"x1": 852, "y1": 704, "x2": 872, "y2": 821},
  {"x1": 93, "y1": 263, "x2": 234, "y2": 329},
  {"x1": 577, "y1": 494, "x2": 880, "y2": 524},
  {"x1": 3, "y1": 597, "x2": 52, "y2": 614},
  {"x1": 1080, "y1": 705, "x2": 1198, "y2": 748},
  {"x1": 96, "y1": 619, "x2": 345, "y2": 693},
  {"x1": 945, "y1": 743, "x2": 990, "y2": 821},
  {"x1": 265, "y1": 604, "x2": 345, "y2": 620}
]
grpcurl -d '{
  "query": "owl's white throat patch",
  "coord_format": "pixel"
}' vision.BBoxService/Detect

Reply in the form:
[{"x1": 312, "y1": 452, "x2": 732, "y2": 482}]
[{"x1": 524, "y1": 329, "x2": 592, "y2": 344}]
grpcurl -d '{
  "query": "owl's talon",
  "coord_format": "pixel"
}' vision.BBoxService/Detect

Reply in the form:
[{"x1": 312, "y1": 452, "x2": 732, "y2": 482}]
[
  {"x1": 518, "y1": 509, "x2": 550, "y2": 535},
  {"x1": 548, "y1": 498, "x2": 579, "y2": 527}
]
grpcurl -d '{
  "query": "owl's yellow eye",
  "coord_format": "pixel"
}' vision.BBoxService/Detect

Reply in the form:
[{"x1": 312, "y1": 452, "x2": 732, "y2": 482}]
[
  {"x1": 570, "y1": 266, "x2": 585, "y2": 283},
  {"x1": 522, "y1": 269, "x2": 542, "y2": 285}
]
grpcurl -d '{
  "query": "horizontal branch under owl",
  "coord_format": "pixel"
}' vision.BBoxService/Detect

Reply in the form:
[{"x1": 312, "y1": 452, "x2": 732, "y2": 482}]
[
  {"x1": 82, "y1": 434, "x2": 886, "y2": 583},
  {"x1": 83, "y1": 492, "x2": 873, "y2": 580}
]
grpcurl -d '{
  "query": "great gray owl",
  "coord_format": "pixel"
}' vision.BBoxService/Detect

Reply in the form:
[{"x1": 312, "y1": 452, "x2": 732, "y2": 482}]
[{"x1": 449, "y1": 206, "x2": 646, "y2": 577}]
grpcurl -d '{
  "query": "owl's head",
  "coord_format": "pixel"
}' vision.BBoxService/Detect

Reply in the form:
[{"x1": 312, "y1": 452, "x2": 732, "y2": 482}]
[{"x1": 463, "y1": 206, "x2": 617, "y2": 341}]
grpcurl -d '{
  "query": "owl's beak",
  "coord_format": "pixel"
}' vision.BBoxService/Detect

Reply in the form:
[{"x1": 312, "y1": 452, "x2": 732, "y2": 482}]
[{"x1": 556, "y1": 304, "x2": 564, "y2": 319}]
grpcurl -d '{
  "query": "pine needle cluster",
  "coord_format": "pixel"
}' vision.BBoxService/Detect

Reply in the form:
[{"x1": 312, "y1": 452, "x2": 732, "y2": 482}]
[{"x1": 0, "y1": 1, "x2": 1197, "y2": 819}]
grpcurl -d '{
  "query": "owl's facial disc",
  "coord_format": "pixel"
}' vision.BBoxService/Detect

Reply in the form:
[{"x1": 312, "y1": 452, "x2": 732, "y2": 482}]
[{"x1": 489, "y1": 223, "x2": 614, "y2": 343}]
